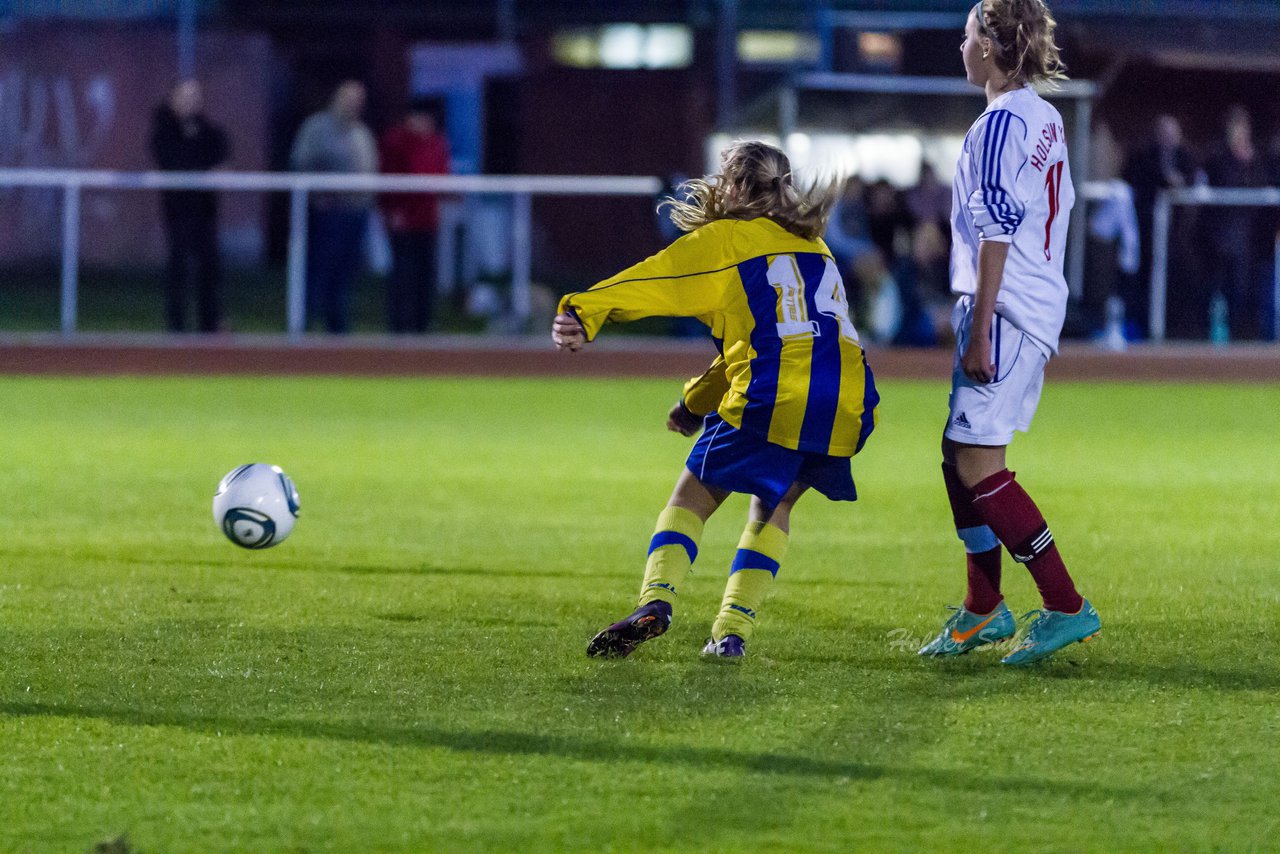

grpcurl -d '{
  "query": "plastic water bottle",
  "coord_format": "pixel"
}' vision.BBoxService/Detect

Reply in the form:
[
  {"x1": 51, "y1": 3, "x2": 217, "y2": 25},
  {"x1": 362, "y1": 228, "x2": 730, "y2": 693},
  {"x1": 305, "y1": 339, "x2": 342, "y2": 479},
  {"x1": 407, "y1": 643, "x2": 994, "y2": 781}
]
[
  {"x1": 1209, "y1": 292, "x2": 1229, "y2": 347},
  {"x1": 1101, "y1": 295, "x2": 1127, "y2": 351}
]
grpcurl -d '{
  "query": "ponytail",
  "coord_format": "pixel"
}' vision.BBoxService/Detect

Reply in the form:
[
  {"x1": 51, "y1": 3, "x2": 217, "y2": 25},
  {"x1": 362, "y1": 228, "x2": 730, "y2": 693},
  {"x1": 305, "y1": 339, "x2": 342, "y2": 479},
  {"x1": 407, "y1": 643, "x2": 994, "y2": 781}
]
[{"x1": 976, "y1": 0, "x2": 1067, "y2": 88}]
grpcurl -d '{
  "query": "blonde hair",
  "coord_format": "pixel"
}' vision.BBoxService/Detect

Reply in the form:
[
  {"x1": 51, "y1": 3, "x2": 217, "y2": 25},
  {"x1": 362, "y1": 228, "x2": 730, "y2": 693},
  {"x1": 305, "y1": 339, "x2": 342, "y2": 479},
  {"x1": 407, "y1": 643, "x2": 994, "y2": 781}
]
[
  {"x1": 976, "y1": 0, "x2": 1068, "y2": 88},
  {"x1": 661, "y1": 139, "x2": 838, "y2": 241}
]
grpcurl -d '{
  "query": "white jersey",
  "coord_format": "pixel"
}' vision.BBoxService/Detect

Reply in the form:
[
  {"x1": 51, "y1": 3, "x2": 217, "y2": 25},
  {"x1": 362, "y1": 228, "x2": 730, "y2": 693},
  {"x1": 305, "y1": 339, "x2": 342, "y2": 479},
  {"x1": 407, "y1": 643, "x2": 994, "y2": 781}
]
[{"x1": 949, "y1": 85, "x2": 1074, "y2": 355}]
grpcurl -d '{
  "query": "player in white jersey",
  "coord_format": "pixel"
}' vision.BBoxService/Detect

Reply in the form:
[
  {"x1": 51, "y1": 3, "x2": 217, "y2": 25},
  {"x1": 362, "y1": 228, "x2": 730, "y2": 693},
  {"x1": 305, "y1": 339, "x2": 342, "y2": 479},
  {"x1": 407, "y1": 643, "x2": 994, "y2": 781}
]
[{"x1": 919, "y1": 0, "x2": 1100, "y2": 666}]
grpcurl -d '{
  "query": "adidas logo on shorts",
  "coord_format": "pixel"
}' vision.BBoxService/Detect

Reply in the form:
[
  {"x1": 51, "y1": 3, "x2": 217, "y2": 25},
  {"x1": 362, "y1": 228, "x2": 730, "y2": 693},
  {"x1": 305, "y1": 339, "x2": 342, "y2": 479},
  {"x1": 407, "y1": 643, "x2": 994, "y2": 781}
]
[{"x1": 953, "y1": 411, "x2": 971, "y2": 429}]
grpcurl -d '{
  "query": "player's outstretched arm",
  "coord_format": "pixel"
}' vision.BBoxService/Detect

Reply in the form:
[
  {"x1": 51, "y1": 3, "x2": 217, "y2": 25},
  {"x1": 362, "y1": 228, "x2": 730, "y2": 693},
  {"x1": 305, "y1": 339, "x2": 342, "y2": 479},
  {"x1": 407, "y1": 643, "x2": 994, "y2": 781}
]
[
  {"x1": 552, "y1": 312, "x2": 587, "y2": 352},
  {"x1": 555, "y1": 221, "x2": 735, "y2": 342}
]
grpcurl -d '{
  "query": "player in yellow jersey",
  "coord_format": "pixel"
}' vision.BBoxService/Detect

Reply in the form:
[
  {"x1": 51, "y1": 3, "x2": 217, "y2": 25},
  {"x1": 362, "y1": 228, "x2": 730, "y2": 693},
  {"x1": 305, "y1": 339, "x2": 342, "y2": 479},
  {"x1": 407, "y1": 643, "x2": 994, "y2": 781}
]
[{"x1": 552, "y1": 140, "x2": 879, "y2": 659}]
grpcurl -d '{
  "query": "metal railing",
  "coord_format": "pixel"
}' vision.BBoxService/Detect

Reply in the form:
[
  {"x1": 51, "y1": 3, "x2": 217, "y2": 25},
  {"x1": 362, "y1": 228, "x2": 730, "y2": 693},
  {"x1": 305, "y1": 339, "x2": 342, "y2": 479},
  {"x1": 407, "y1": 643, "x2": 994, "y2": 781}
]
[
  {"x1": 0, "y1": 169, "x2": 663, "y2": 340},
  {"x1": 0, "y1": 169, "x2": 1159, "y2": 343},
  {"x1": 1151, "y1": 185, "x2": 1280, "y2": 342}
]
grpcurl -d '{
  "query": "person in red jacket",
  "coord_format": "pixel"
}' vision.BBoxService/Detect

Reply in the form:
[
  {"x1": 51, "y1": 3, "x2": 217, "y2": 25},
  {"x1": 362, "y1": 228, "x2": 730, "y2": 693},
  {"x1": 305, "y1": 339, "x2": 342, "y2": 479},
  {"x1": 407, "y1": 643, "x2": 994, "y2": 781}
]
[{"x1": 380, "y1": 99, "x2": 451, "y2": 333}]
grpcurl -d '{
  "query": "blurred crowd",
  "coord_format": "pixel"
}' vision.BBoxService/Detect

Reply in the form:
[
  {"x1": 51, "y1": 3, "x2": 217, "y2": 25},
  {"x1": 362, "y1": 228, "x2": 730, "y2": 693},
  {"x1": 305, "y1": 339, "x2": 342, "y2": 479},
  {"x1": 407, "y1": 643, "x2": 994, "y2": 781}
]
[
  {"x1": 822, "y1": 165, "x2": 955, "y2": 348},
  {"x1": 825, "y1": 105, "x2": 1280, "y2": 348},
  {"x1": 151, "y1": 77, "x2": 1277, "y2": 343},
  {"x1": 1122, "y1": 107, "x2": 1279, "y2": 342}
]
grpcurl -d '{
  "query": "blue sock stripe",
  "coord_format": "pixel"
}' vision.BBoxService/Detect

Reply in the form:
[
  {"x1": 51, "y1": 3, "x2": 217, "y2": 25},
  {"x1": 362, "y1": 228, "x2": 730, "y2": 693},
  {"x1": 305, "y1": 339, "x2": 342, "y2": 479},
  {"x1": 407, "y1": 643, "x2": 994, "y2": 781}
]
[
  {"x1": 957, "y1": 525, "x2": 1000, "y2": 554},
  {"x1": 645, "y1": 581, "x2": 678, "y2": 595},
  {"x1": 648, "y1": 531, "x2": 698, "y2": 564},
  {"x1": 729, "y1": 548, "x2": 780, "y2": 577},
  {"x1": 727, "y1": 603, "x2": 757, "y2": 619}
]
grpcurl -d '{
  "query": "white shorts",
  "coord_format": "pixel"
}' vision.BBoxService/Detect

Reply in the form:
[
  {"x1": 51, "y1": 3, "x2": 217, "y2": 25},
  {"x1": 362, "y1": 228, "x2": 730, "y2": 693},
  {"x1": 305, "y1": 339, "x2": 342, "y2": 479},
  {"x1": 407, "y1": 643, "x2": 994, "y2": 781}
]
[{"x1": 944, "y1": 297, "x2": 1049, "y2": 447}]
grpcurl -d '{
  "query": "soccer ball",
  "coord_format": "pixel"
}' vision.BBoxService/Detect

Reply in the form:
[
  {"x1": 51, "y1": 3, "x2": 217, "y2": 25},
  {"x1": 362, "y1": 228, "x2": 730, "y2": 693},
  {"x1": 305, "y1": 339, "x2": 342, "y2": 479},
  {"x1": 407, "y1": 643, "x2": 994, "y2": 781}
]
[{"x1": 213, "y1": 464, "x2": 300, "y2": 549}]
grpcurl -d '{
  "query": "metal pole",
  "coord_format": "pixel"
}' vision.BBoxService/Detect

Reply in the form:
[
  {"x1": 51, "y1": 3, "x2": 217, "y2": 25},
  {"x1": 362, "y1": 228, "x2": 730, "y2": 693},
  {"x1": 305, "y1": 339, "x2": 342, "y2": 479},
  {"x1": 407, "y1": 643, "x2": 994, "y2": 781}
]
[
  {"x1": 716, "y1": 0, "x2": 738, "y2": 128},
  {"x1": 778, "y1": 86, "x2": 798, "y2": 141},
  {"x1": 177, "y1": 0, "x2": 197, "y2": 78},
  {"x1": 1066, "y1": 95, "x2": 1091, "y2": 301},
  {"x1": 1273, "y1": 230, "x2": 1280, "y2": 341},
  {"x1": 817, "y1": 7, "x2": 835, "y2": 72},
  {"x1": 1149, "y1": 190, "x2": 1172, "y2": 343},
  {"x1": 511, "y1": 191, "x2": 532, "y2": 330},
  {"x1": 286, "y1": 187, "x2": 309, "y2": 341},
  {"x1": 496, "y1": 0, "x2": 517, "y2": 41},
  {"x1": 60, "y1": 183, "x2": 81, "y2": 337}
]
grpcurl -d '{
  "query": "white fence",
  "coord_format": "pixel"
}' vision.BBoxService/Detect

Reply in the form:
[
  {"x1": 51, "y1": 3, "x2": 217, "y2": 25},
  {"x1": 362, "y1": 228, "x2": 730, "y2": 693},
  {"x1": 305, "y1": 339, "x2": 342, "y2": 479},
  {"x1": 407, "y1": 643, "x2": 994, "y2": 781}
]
[
  {"x1": 5, "y1": 169, "x2": 1245, "y2": 343},
  {"x1": 1151, "y1": 185, "x2": 1280, "y2": 342},
  {"x1": 0, "y1": 169, "x2": 663, "y2": 340}
]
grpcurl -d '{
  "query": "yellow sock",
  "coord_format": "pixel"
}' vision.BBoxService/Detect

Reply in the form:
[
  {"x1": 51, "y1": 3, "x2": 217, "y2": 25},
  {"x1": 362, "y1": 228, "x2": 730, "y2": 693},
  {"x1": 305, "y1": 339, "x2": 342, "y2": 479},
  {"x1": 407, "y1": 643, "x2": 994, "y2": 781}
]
[
  {"x1": 711, "y1": 521, "x2": 789, "y2": 641},
  {"x1": 638, "y1": 506, "x2": 704, "y2": 608}
]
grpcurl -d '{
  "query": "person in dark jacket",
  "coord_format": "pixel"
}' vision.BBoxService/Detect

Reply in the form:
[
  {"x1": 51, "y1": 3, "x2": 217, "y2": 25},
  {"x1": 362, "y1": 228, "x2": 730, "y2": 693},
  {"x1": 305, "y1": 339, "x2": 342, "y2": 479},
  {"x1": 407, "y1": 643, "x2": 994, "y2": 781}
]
[
  {"x1": 149, "y1": 79, "x2": 230, "y2": 333},
  {"x1": 1122, "y1": 115, "x2": 1197, "y2": 337},
  {"x1": 1203, "y1": 104, "x2": 1269, "y2": 340},
  {"x1": 379, "y1": 99, "x2": 450, "y2": 333}
]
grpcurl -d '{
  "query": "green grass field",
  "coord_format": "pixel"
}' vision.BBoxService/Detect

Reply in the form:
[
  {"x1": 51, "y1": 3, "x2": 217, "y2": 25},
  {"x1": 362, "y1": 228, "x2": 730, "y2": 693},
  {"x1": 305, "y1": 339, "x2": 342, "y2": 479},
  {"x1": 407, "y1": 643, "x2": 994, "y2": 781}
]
[{"x1": 1, "y1": 375, "x2": 1277, "y2": 851}]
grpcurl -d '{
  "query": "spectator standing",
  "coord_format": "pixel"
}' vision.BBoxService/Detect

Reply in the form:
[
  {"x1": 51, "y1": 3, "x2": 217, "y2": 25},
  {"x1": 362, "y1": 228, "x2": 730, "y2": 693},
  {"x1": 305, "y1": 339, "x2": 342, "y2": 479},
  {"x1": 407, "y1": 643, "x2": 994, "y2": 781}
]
[
  {"x1": 149, "y1": 79, "x2": 230, "y2": 333},
  {"x1": 905, "y1": 162, "x2": 952, "y2": 231},
  {"x1": 291, "y1": 80, "x2": 379, "y2": 334},
  {"x1": 865, "y1": 178, "x2": 911, "y2": 265},
  {"x1": 824, "y1": 176, "x2": 877, "y2": 291},
  {"x1": 826, "y1": 176, "x2": 899, "y2": 340},
  {"x1": 1204, "y1": 105, "x2": 1268, "y2": 340},
  {"x1": 1122, "y1": 114, "x2": 1196, "y2": 337},
  {"x1": 379, "y1": 99, "x2": 450, "y2": 333}
]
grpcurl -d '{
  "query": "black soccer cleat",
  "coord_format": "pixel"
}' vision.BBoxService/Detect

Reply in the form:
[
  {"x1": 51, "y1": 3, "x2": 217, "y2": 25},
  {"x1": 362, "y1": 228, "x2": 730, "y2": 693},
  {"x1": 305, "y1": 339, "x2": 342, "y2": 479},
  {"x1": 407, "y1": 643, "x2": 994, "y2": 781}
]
[{"x1": 586, "y1": 600, "x2": 673, "y2": 658}]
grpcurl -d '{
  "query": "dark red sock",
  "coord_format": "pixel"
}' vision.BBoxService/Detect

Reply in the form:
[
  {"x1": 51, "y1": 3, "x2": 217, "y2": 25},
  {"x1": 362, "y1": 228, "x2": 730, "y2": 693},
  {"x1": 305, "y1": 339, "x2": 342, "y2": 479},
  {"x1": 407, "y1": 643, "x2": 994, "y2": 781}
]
[
  {"x1": 970, "y1": 469, "x2": 1083, "y2": 614},
  {"x1": 942, "y1": 463, "x2": 1003, "y2": 614},
  {"x1": 964, "y1": 549, "x2": 1003, "y2": 614}
]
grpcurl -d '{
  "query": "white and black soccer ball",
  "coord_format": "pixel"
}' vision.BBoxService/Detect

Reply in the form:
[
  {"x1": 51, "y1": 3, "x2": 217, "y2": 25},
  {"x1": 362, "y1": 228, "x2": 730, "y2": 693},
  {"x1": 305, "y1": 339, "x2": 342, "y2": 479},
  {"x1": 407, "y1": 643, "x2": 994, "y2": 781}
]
[{"x1": 213, "y1": 464, "x2": 300, "y2": 549}]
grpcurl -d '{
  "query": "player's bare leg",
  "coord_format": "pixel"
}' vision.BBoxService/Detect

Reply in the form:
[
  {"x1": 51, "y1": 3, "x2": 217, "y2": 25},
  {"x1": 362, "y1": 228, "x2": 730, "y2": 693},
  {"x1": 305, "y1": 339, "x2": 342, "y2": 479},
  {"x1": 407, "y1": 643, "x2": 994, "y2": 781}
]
[
  {"x1": 703, "y1": 483, "x2": 807, "y2": 659},
  {"x1": 945, "y1": 437, "x2": 1006, "y2": 487},
  {"x1": 587, "y1": 471, "x2": 729, "y2": 658}
]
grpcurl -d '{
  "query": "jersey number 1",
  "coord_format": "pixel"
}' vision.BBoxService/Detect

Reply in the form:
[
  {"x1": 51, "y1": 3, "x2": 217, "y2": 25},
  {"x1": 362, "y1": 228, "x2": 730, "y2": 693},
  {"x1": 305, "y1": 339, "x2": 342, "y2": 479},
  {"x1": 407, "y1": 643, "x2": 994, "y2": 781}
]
[
  {"x1": 766, "y1": 255, "x2": 860, "y2": 344},
  {"x1": 1043, "y1": 161, "x2": 1065, "y2": 261}
]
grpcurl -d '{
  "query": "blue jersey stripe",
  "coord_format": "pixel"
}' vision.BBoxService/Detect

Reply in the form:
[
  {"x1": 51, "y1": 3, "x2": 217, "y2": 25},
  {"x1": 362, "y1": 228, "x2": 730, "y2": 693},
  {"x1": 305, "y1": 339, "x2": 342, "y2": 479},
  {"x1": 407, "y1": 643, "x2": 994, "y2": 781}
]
[
  {"x1": 983, "y1": 111, "x2": 1013, "y2": 232},
  {"x1": 995, "y1": 112, "x2": 1017, "y2": 230},
  {"x1": 796, "y1": 253, "x2": 842, "y2": 453},
  {"x1": 993, "y1": 314, "x2": 1002, "y2": 381},
  {"x1": 981, "y1": 112, "x2": 999, "y2": 227},
  {"x1": 738, "y1": 256, "x2": 782, "y2": 439},
  {"x1": 989, "y1": 112, "x2": 1011, "y2": 230},
  {"x1": 855, "y1": 354, "x2": 879, "y2": 454},
  {"x1": 994, "y1": 112, "x2": 1019, "y2": 230}
]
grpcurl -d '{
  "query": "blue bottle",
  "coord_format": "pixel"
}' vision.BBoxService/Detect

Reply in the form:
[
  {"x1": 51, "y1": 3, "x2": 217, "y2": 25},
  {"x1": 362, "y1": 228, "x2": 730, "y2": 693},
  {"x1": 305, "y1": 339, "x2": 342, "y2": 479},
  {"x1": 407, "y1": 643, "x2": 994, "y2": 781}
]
[{"x1": 1209, "y1": 292, "x2": 1229, "y2": 346}]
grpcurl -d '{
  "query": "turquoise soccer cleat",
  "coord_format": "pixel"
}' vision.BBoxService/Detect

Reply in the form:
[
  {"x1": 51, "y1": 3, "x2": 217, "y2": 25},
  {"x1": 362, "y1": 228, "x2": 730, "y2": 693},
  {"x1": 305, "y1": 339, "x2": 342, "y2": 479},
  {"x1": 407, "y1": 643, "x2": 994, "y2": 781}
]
[
  {"x1": 1000, "y1": 599, "x2": 1101, "y2": 666},
  {"x1": 918, "y1": 602, "x2": 1016, "y2": 657}
]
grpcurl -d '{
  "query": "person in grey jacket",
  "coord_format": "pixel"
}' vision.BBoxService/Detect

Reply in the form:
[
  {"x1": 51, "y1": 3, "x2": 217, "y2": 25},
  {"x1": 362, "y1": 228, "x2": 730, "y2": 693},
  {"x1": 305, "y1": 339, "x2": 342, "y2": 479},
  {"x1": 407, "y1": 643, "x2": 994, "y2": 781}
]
[{"x1": 290, "y1": 80, "x2": 378, "y2": 333}]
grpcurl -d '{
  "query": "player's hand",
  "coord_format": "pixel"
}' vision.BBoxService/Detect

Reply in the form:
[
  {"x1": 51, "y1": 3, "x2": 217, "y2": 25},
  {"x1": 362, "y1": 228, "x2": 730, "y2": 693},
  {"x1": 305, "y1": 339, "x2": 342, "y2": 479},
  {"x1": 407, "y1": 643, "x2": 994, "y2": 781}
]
[
  {"x1": 961, "y1": 333, "x2": 996, "y2": 383},
  {"x1": 666, "y1": 401, "x2": 703, "y2": 436},
  {"x1": 552, "y1": 312, "x2": 587, "y2": 352}
]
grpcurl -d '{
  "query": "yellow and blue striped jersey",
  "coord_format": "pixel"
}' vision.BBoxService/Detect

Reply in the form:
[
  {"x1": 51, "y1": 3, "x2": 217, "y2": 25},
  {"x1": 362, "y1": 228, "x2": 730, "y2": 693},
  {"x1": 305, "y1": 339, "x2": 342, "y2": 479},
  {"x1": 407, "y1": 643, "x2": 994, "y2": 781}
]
[{"x1": 558, "y1": 217, "x2": 879, "y2": 457}]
